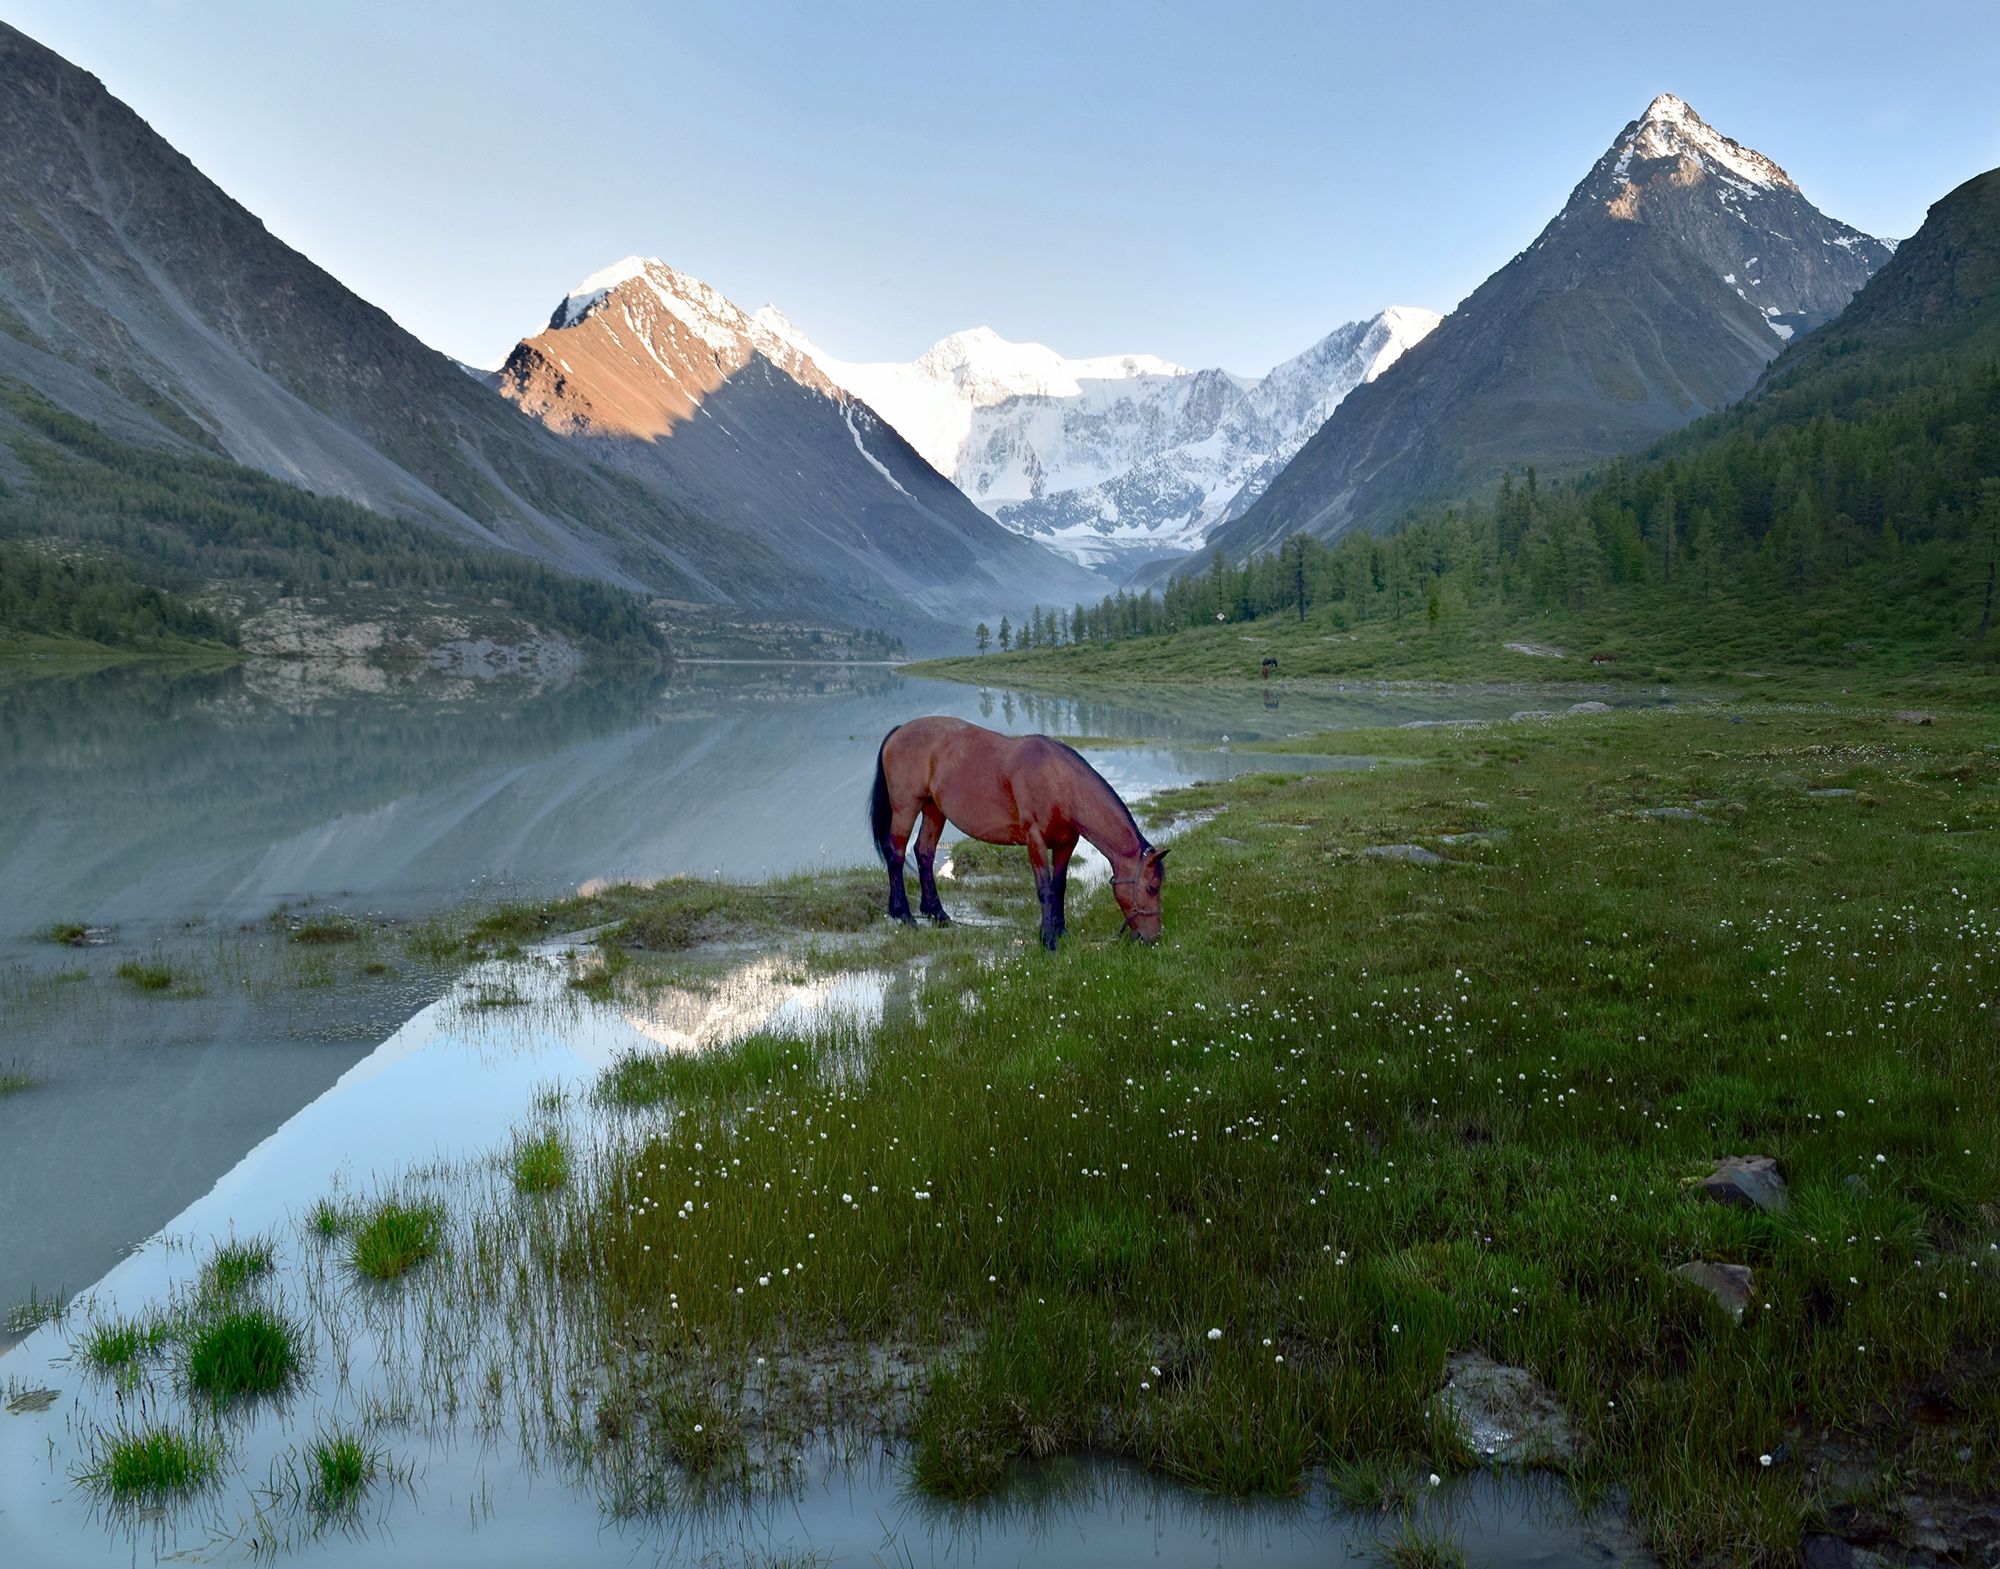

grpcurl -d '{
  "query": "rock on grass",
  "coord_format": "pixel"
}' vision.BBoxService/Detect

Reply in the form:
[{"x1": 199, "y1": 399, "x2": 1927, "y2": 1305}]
[{"x1": 1438, "y1": 1352, "x2": 1576, "y2": 1464}]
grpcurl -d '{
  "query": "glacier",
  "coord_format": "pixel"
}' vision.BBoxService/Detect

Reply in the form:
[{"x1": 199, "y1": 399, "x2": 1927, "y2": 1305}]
[{"x1": 757, "y1": 307, "x2": 1440, "y2": 574}]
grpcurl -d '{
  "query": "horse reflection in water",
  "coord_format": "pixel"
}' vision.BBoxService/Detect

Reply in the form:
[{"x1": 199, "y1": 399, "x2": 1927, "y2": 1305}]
[{"x1": 869, "y1": 716, "x2": 1167, "y2": 950}]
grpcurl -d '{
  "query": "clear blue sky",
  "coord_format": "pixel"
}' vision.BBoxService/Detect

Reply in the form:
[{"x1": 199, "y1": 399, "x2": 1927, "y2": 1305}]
[{"x1": 12, "y1": 0, "x2": 1998, "y2": 374}]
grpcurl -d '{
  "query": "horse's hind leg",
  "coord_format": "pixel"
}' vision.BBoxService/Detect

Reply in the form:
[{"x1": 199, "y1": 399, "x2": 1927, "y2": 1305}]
[
  {"x1": 1026, "y1": 830, "x2": 1060, "y2": 952},
  {"x1": 915, "y1": 804, "x2": 951, "y2": 926},
  {"x1": 883, "y1": 800, "x2": 919, "y2": 927}
]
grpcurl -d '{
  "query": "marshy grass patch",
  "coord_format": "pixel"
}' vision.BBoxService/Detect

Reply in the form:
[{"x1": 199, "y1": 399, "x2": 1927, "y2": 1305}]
[
  {"x1": 77, "y1": 1314, "x2": 170, "y2": 1374},
  {"x1": 78, "y1": 1422, "x2": 222, "y2": 1503},
  {"x1": 307, "y1": 1425, "x2": 379, "y2": 1514},
  {"x1": 114, "y1": 957, "x2": 177, "y2": 991},
  {"x1": 510, "y1": 1128, "x2": 570, "y2": 1193},
  {"x1": 206, "y1": 1237, "x2": 277, "y2": 1296},
  {"x1": 597, "y1": 1033, "x2": 815, "y2": 1110},
  {"x1": 4, "y1": 1285, "x2": 69, "y2": 1336},
  {"x1": 287, "y1": 914, "x2": 362, "y2": 945},
  {"x1": 1383, "y1": 1519, "x2": 1469, "y2": 1569},
  {"x1": 470, "y1": 980, "x2": 531, "y2": 1009},
  {"x1": 185, "y1": 1303, "x2": 304, "y2": 1402},
  {"x1": 348, "y1": 1198, "x2": 443, "y2": 1282},
  {"x1": 42, "y1": 920, "x2": 91, "y2": 947},
  {"x1": 0, "y1": 1066, "x2": 35, "y2": 1097},
  {"x1": 304, "y1": 1196, "x2": 361, "y2": 1243}
]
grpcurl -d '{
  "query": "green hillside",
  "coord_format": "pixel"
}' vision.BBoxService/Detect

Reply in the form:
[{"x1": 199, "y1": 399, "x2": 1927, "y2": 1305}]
[{"x1": 0, "y1": 384, "x2": 666, "y2": 661}]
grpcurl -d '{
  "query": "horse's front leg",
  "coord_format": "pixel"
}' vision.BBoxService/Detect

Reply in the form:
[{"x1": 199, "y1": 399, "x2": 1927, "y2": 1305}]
[
  {"x1": 1046, "y1": 838, "x2": 1076, "y2": 947},
  {"x1": 915, "y1": 804, "x2": 951, "y2": 926}
]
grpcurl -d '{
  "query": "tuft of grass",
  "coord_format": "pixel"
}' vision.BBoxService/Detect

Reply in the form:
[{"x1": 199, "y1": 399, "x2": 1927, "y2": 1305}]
[
  {"x1": 79, "y1": 1423, "x2": 222, "y2": 1502},
  {"x1": 511, "y1": 1129, "x2": 570, "y2": 1193},
  {"x1": 185, "y1": 1304, "x2": 302, "y2": 1401},
  {"x1": 308, "y1": 1426, "x2": 378, "y2": 1513},
  {"x1": 207, "y1": 1237, "x2": 276, "y2": 1296},
  {"x1": 1383, "y1": 1521, "x2": 1469, "y2": 1569},
  {"x1": 115, "y1": 958, "x2": 176, "y2": 991},
  {"x1": 305, "y1": 1197, "x2": 360, "y2": 1242},
  {"x1": 79, "y1": 1315, "x2": 170, "y2": 1373},
  {"x1": 349, "y1": 1198, "x2": 443, "y2": 1282},
  {"x1": 43, "y1": 920, "x2": 90, "y2": 946},
  {"x1": 404, "y1": 920, "x2": 466, "y2": 964},
  {"x1": 4, "y1": 1285, "x2": 69, "y2": 1335},
  {"x1": 287, "y1": 914, "x2": 361, "y2": 945},
  {"x1": 0, "y1": 1068, "x2": 35, "y2": 1097}
]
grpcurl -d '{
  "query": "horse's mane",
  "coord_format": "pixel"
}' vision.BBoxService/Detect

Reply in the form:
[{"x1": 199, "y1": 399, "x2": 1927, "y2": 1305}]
[{"x1": 1047, "y1": 738, "x2": 1149, "y2": 853}]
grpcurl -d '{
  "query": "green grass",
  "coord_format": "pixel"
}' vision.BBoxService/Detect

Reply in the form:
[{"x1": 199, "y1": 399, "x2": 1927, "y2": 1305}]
[
  {"x1": 511, "y1": 1129, "x2": 571, "y2": 1193},
  {"x1": 114, "y1": 957, "x2": 176, "y2": 991},
  {"x1": 348, "y1": 1198, "x2": 443, "y2": 1282},
  {"x1": 78, "y1": 1423, "x2": 222, "y2": 1502},
  {"x1": 42, "y1": 920, "x2": 90, "y2": 946},
  {"x1": 534, "y1": 703, "x2": 1999, "y2": 1566},
  {"x1": 286, "y1": 914, "x2": 362, "y2": 945},
  {"x1": 206, "y1": 1237, "x2": 276, "y2": 1295},
  {"x1": 304, "y1": 1197, "x2": 360, "y2": 1241},
  {"x1": 597, "y1": 1033, "x2": 816, "y2": 1109},
  {"x1": 77, "y1": 1314, "x2": 170, "y2": 1373},
  {"x1": 0, "y1": 1068, "x2": 34, "y2": 1097},
  {"x1": 1384, "y1": 1520, "x2": 1469, "y2": 1569},
  {"x1": 184, "y1": 1304, "x2": 303, "y2": 1401},
  {"x1": 307, "y1": 1426, "x2": 379, "y2": 1513},
  {"x1": 446, "y1": 866, "x2": 885, "y2": 959},
  {"x1": 910, "y1": 577, "x2": 1996, "y2": 710}
]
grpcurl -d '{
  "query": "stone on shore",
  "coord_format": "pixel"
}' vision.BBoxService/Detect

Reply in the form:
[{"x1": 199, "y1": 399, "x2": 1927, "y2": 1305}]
[{"x1": 1439, "y1": 1352, "x2": 1577, "y2": 1464}]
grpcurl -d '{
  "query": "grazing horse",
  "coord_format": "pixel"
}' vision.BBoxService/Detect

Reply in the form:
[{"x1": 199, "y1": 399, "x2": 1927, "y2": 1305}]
[{"x1": 869, "y1": 716, "x2": 1167, "y2": 950}]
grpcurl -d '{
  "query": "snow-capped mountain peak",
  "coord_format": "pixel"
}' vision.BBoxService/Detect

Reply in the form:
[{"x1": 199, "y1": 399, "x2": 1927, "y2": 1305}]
[
  {"x1": 769, "y1": 308, "x2": 1439, "y2": 572},
  {"x1": 1624, "y1": 94, "x2": 1795, "y2": 191}
]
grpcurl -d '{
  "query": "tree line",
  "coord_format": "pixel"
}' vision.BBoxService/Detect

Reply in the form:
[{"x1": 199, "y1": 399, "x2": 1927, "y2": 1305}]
[{"x1": 972, "y1": 350, "x2": 2000, "y2": 652}]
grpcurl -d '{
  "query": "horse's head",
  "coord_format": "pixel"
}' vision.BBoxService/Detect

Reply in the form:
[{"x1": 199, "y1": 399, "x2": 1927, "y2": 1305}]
[{"x1": 1113, "y1": 845, "x2": 1168, "y2": 945}]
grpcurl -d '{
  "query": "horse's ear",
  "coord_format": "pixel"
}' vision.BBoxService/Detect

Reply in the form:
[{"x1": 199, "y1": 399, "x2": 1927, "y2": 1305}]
[{"x1": 1151, "y1": 846, "x2": 1170, "y2": 864}]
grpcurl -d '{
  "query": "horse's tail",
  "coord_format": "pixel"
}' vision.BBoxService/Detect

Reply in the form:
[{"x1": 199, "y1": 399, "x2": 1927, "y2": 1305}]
[{"x1": 869, "y1": 726, "x2": 900, "y2": 865}]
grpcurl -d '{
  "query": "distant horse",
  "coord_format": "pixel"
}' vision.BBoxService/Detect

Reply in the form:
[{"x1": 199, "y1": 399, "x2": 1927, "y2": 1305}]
[{"x1": 869, "y1": 717, "x2": 1167, "y2": 950}]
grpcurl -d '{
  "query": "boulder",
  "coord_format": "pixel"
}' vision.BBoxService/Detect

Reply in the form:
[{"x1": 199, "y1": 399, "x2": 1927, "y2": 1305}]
[
  {"x1": 1439, "y1": 1352, "x2": 1577, "y2": 1464},
  {"x1": 1807, "y1": 787, "x2": 1857, "y2": 798},
  {"x1": 1673, "y1": 1260, "x2": 1755, "y2": 1322},
  {"x1": 1893, "y1": 710, "x2": 1934, "y2": 726},
  {"x1": 1632, "y1": 806, "x2": 1707, "y2": 822},
  {"x1": 1509, "y1": 710, "x2": 1557, "y2": 722},
  {"x1": 1362, "y1": 844, "x2": 1445, "y2": 866},
  {"x1": 1567, "y1": 701, "x2": 1614, "y2": 715},
  {"x1": 1698, "y1": 1155, "x2": 1788, "y2": 1213}
]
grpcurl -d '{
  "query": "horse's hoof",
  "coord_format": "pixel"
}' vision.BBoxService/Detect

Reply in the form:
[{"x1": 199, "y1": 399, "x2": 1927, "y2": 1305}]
[
  {"x1": 927, "y1": 911, "x2": 952, "y2": 927},
  {"x1": 892, "y1": 912, "x2": 917, "y2": 928}
]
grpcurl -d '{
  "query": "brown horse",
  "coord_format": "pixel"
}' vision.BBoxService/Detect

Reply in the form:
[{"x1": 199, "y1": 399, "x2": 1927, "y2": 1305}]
[{"x1": 869, "y1": 716, "x2": 1167, "y2": 949}]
